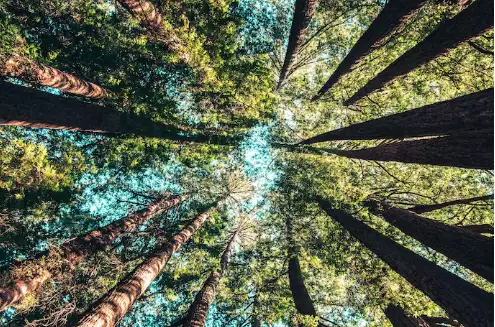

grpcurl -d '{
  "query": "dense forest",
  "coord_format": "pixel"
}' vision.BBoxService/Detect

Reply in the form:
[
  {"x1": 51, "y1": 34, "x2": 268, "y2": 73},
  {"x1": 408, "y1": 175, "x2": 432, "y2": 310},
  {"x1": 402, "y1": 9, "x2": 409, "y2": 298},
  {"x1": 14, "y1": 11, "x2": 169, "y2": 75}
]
[{"x1": 0, "y1": 0, "x2": 493, "y2": 326}]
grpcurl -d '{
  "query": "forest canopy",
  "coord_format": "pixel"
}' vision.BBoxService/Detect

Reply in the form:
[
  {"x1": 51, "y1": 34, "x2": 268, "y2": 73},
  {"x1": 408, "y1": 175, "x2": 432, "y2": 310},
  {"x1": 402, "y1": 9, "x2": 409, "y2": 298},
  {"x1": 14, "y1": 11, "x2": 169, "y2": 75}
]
[{"x1": 0, "y1": 0, "x2": 493, "y2": 326}]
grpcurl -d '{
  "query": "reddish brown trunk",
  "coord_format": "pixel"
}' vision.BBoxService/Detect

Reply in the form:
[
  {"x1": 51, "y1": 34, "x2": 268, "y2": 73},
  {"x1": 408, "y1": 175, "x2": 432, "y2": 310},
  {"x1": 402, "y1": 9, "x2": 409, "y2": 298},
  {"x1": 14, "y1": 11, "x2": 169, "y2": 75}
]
[
  {"x1": 385, "y1": 304, "x2": 430, "y2": 327},
  {"x1": 1, "y1": 56, "x2": 109, "y2": 98},
  {"x1": 317, "y1": 197, "x2": 494, "y2": 327},
  {"x1": 75, "y1": 208, "x2": 215, "y2": 327},
  {"x1": 345, "y1": 0, "x2": 494, "y2": 105},
  {"x1": 408, "y1": 194, "x2": 493, "y2": 214},
  {"x1": 303, "y1": 88, "x2": 493, "y2": 144},
  {"x1": 0, "y1": 195, "x2": 185, "y2": 311},
  {"x1": 368, "y1": 201, "x2": 494, "y2": 282},
  {"x1": 331, "y1": 131, "x2": 493, "y2": 170},
  {"x1": 312, "y1": 0, "x2": 429, "y2": 100},
  {"x1": 277, "y1": 0, "x2": 320, "y2": 89}
]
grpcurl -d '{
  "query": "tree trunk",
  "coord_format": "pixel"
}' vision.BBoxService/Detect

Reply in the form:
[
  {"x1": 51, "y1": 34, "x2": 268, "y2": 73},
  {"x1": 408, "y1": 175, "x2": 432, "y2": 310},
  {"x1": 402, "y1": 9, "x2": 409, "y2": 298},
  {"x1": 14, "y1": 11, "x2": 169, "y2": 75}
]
[
  {"x1": 312, "y1": 0, "x2": 429, "y2": 100},
  {"x1": 1, "y1": 56, "x2": 109, "y2": 98},
  {"x1": 303, "y1": 88, "x2": 493, "y2": 144},
  {"x1": 0, "y1": 195, "x2": 185, "y2": 311},
  {"x1": 408, "y1": 194, "x2": 493, "y2": 214},
  {"x1": 420, "y1": 315, "x2": 462, "y2": 327},
  {"x1": 0, "y1": 80, "x2": 241, "y2": 145},
  {"x1": 345, "y1": 0, "x2": 494, "y2": 105},
  {"x1": 329, "y1": 131, "x2": 494, "y2": 170},
  {"x1": 317, "y1": 197, "x2": 494, "y2": 327},
  {"x1": 277, "y1": 0, "x2": 320, "y2": 89},
  {"x1": 460, "y1": 224, "x2": 494, "y2": 234},
  {"x1": 384, "y1": 304, "x2": 429, "y2": 327},
  {"x1": 367, "y1": 200, "x2": 494, "y2": 282},
  {"x1": 75, "y1": 208, "x2": 215, "y2": 327},
  {"x1": 183, "y1": 233, "x2": 237, "y2": 327}
]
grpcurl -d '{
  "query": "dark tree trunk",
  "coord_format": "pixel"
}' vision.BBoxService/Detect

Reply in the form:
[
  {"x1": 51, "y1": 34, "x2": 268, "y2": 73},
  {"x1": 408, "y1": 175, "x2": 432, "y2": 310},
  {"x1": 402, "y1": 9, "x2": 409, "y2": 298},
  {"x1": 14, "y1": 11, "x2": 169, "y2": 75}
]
[
  {"x1": 420, "y1": 315, "x2": 462, "y2": 327},
  {"x1": 76, "y1": 208, "x2": 215, "y2": 327},
  {"x1": 367, "y1": 200, "x2": 494, "y2": 281},
  {"x1": 312, "y1": 0, "x2": 429, "y2": 100},
  {"x1": 460, "y1": 224, "x2": 494, "y2": 234},
  {"x1": 408, "y1": 194, "x2": 493, "y2": 214},
  {"x1": 317, "y1": 197, "x2": 494, "y2": 327},
  {"x1": 345, "y1": 0, "x2": 494, "y2": 105},
  {"x1": 0, "y1": 195, "x2": 185, "y2": 311},
  {"x1": 0, "y1": 81, "x2": 241, "y2": 145},
  {"x1": 303, "y1": 89, "x2": 493, "y2": 144},
  {"x1": 1, "y1": 56, "x2": 110, "y2": 98},
  {"x1": 183, "y1": 233, "x2": 237, "y2": 327},
  {"x1": 384, "y1": 304, "x2": 429, "y2": 327},
  {"x1": 277, "y1": 0, "x2": 320, "y2": 89},
  {"x1": 329, "y1": 131, "x2": 494, "y2": 170}
]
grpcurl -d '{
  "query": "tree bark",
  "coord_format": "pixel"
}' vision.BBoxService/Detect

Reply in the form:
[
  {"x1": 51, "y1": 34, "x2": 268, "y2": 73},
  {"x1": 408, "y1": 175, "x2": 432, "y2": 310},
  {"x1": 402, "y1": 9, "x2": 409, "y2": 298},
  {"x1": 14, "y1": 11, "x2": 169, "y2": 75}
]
[
  {"x1": 277, "y1": 0, "x2": 320, "y2": 89},
  {"x1": 75, "y1": 207, "x2": 215, "y2": 327},
  {"x1": 1, "y1": 56, "x2": 110, "y2": 98},
  {"x1": 0, "y1": 195, "x2": 185, "y2": 311},
  {"x1": 345, "y1": 0, "x2": 494, "y2": 106},
  {"x1": 367, "y1": 200, "x2": 494, "y2": 281},
  {"x1": 183, "y1": 232, "x2": 237, "y2": 327},
  {"x1": 0, "y1": 80, "x2": 242, "y2": 145},
  {"x1": 329, "y1": 131, "x2": 494, "y2": 170},
  {"x1": 384, "y1": 304, "x2": 429, "y2": 327},
  {"x1": 303, "y1": 88, "x2": 493, "y2": 144},
  {"x1": 459, "y1": 224, "x2": 494, "y2": 234},
  {"x1": 408, "y1": 194, "x2": 493, "y2": 214},
  {"x1": 317, "y1": 197, "x2": 494, "y2": 327},
  {"x1": 312, "y1": 0, "x2": 429, "y2": 100}
]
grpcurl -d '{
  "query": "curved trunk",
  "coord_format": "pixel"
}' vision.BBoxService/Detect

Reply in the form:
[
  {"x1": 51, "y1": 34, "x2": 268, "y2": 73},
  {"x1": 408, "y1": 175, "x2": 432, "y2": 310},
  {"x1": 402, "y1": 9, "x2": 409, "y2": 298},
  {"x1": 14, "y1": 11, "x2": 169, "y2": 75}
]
[
  {"x1": 303, "y1": 89, "x2": 493, "y2": 144},
  {"x1": 317, "y1": 197, "x2": 494, "y2": 327},
  {"x1": 0, "y1": 195, "x2": 185, "y2": 311},
  {"x1": 345, "y1": 0, "x2": 494, "y2": 105},
  {"x1": 330, "y1": 131, "x2": 494, "y2": 170},
  {"x1": 385, "y1": 304, "x2": 429, "y2": 327},
  {"x1": 459, "y1": 224, "x2": 494, "y2": 234},
  {"x1": 75, "y1": 208, "x2": 214, "y2": 327},
  {"x1": 183, "y1": 233, "x2": 237, "y2": 327},
  {"x1": 312, "y1": 0, "x2": 429, "y2": 100},
  {"x1": 0, "y1": 81, "x2": 241, "y2": 145},
  {"x1": 1, "y1": 56, "x2": 109, "y2": 98},
  {"x1": 277, "y1": 0, "x2": 320, "y2": 89},
  {"x1": 367, "y1": 201, "x2": 494, "y2": 282},
  {"x1": 408, "y1": 194, "x2": 493, "y2": 214}
]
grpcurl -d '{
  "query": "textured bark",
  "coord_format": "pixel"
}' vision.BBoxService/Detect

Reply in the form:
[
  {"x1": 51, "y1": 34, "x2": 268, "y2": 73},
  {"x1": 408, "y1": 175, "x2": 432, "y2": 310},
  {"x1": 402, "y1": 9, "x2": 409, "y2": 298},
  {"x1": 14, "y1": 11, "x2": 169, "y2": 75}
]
[
  {"x1": 385, "y1": 304, "x2": 429, "y2": 327},
  {"x1": 0, "y1": 81, "x2": 241, "y2": 145},
  {"x1": 312, "y1": 0, "x2": 429, "y2": 100},
  {"x1": 0, "y1": 195, "x2": 185, "y2": 311},
  {"x1": 303, "y1": 89, "x2": 493, "y2": 144},
  {"x1": 345, "y1": 0, "x2": 494, "y2": 105},
  {"x1": 277, "y1": 0, "x2": 320, "y2": 89},
  {"x1": 330, "y1": 131, "x2": 494, "y2": 170},
  {"x1": 460, "y1": 224, "x2": 494, "y2": 234},
  {"x1": 317, "y1": 197, "x2": 494, "y2": 327},
  {"x1": 75, "y1": 208, "x2": 214, "y2": 327},
  {"x1": 183, "y1": 233, "x2": 237, "y2": 327},
  {"x1": 408, "y1": 194, "x2": 493, "y2": 214},
  {"x1": 1, "y1": 56, "x2": 109, "y2": 98},
  {"x1": 368, "y1": 200, "x2": 494, "y2": 281}
]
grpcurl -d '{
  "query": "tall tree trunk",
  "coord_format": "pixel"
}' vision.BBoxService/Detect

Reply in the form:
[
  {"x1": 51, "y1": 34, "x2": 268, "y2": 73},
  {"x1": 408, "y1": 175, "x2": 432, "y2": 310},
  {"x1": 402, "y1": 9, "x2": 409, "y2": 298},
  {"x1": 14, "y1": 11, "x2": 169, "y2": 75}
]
[
  {"x1": 0, "y1": 80, "x2": 241, "y2": 145},
  {"x1": 344, "y1": 0, "x2": 494, "y2": 106},
  {"x1": 312, "y1": 0, "x2": 429, "y2": 101},
  {"x1": 75, "y1": 207, "x2": 215, "y2": 327},
  {"x1": 366, "y1": 200, "x2": 494, "y2": 281},
  {"x1": 1, "y1": 56, "x2": 110, "y2": 98},
  {"x1": 317, "y1": 197, "x2": 494, "y2": 327},
  {"x1": 0, "y1": 195, "x2": 185, "y2": 311},
  {"x1": 327, "y1": 131, "x2": 494, "y2": 170},
  {"x1": 460, "y1": 224, "x2": 494, "y2": 234},
  {"x1": 408, "y1": 194, "x2": 493, "y2": 214},
  {"x1": 384, "y1": 304, "x2": 429, "y2": 327},
  {"x1": 277, "y1": 0, "x2": 320, "y2": 89},
  {"x1": 183, "y1": 232, "x2": 237, "y2": 327},
  {"x1": 303, "y1": 89, "x2": 493, "y2": 144}
]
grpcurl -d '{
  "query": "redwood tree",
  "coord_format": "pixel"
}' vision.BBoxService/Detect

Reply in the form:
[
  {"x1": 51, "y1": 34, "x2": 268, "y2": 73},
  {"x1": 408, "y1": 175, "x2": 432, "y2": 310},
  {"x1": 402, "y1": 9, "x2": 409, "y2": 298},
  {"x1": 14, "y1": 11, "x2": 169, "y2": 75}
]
[
  {"x1": 344, "y1": 0, "x2": 494, "y2": 105},
  {"x1": 302, "y1": 88, "x2": 493, "y2": 144},
  {"x1": 408, "y1": 194, "x2": 493, "y2": 214},
  {"x1": 0, "y1": 195, "x2": 185, "y2": 311},
  {"x1": 317, "y1": 197, "x2": 494, "y2": 327},
  {"x1": 384, "y1": 304, "x2": 429, "y2": 327}
]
